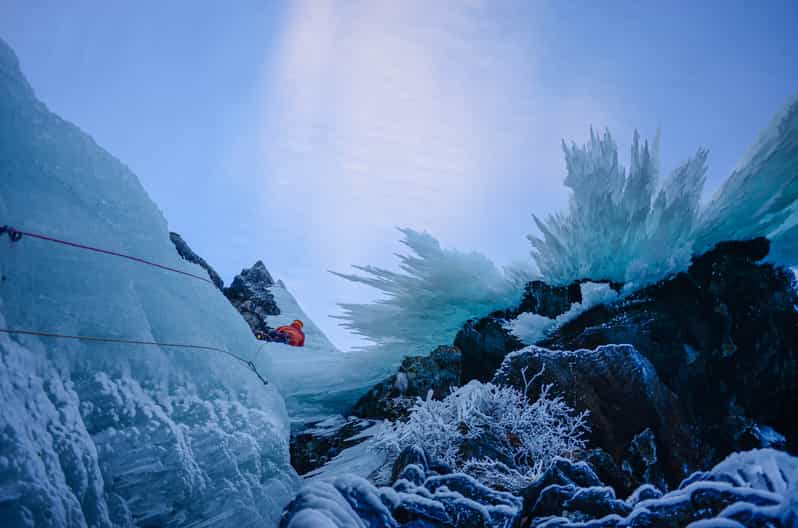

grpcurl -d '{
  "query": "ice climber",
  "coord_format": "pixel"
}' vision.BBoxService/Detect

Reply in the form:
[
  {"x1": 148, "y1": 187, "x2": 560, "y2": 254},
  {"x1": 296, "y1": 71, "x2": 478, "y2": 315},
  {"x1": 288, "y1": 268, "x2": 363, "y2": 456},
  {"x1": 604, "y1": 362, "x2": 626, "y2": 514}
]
[{"x1": 258, "y1": 319, "x2": 306, "y2": 347}]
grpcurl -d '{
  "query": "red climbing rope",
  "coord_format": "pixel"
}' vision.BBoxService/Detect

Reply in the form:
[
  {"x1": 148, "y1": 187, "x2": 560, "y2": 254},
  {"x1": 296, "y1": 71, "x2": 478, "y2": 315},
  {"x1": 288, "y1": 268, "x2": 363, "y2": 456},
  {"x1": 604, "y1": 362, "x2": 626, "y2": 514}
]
[
  {"x1": 0, "y1": 225, "x2": 213, "y2": 284},
  {"x1": 0, "y1": 327, "x2": 269, "y2": 386},
  {"x1": 0, "y1": 225, "x2": 269, "y2": 385}
]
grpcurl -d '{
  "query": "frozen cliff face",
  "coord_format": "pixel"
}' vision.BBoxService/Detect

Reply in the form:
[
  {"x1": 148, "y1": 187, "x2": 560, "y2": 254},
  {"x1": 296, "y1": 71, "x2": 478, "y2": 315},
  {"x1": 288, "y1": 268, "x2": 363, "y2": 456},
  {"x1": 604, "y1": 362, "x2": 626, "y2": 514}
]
[
  {"x1": 695, "y1": 93, "x2": 798, "y2": 263},
  {"x1": 0, "y1": 38, "x2": 297, "y2": 527}
]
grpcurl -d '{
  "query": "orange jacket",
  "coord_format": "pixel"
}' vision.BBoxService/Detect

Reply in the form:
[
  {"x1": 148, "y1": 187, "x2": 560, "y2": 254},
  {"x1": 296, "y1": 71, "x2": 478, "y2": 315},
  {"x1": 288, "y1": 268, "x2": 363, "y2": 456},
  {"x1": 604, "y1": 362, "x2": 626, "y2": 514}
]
[{"x1": 275, "y1": 322, "x2": 305, "y2": 347}]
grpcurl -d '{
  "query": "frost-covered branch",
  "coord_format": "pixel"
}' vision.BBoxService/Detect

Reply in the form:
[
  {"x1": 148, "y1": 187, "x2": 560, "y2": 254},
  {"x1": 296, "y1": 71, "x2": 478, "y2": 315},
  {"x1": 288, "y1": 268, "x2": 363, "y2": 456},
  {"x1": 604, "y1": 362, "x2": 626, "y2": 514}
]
[{"x1": 371, "y1": 379, "x2": 589, "y2": 491}]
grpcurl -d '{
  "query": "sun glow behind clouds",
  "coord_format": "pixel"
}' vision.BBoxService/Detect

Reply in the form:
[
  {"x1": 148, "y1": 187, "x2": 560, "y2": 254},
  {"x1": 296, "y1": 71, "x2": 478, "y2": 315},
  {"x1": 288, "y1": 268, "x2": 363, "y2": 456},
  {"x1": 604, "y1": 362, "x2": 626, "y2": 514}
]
[
  {"x1": 262, "y1": 1, "x2": 541, "y2": 252},
  {"x1": 256, "y1": 0, "x2": 624, "y2": 349}
]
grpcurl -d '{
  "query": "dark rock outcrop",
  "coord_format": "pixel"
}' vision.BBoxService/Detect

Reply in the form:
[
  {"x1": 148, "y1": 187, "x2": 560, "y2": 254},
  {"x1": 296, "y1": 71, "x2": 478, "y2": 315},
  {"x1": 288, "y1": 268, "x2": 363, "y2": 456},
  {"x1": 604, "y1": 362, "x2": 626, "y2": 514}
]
[
  {"x1": 516, "y1": 280, "x2": 583, "y2": 319},
  {"x1": 452, "y1": 279, "x2": 619, "y2": 384},
  {"x1": 494, "y1": 344, "x2": 699, "y2": 488},
  {"x1": 351, "y1": 346, "x2": 462, "y2": 420},
  {"x1": 540, "y1": 237, "x2": 798, "y2": 458},
  {"x1": 169, "y1": 231, "x2": 225, "y2": 290},
  {"x1": 168, "y1": 236, "x2": 284, "y2": 339},
  {"x1": 289, "y1": 416, "x2": 376, "y2": 475},
  {"x1": 455, "y1": 316, "x2": 524, "y2": 383},
  {"x1": 223, "y1": 260, "x2": 280, "y2": 335}
]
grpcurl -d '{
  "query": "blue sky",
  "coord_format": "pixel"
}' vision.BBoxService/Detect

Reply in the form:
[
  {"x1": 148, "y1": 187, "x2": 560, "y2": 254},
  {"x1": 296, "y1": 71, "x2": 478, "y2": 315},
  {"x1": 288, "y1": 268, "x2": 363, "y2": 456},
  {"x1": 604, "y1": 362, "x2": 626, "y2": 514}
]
[{"x1": 1, "y1": 0, "x2": 796, "y2": 349}]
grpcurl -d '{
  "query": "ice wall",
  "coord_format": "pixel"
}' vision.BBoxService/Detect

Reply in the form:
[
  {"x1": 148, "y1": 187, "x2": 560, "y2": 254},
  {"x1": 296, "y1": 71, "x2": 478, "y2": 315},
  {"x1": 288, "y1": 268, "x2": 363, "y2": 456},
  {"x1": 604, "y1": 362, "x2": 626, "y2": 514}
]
[
  {"x1": 695, "y1": 93, "x2": 798, "y2": 263},
  {"x1": 0, "y1": 38, "x2": 297, "y2": 526}
]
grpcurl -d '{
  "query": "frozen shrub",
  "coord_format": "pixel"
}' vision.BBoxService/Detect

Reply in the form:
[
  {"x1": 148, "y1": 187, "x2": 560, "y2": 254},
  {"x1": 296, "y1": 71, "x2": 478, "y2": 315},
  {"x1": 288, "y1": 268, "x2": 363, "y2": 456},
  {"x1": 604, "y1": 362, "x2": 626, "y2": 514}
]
[{"x1": 372, "y1": 367, "x2": 589, "y2": 491}]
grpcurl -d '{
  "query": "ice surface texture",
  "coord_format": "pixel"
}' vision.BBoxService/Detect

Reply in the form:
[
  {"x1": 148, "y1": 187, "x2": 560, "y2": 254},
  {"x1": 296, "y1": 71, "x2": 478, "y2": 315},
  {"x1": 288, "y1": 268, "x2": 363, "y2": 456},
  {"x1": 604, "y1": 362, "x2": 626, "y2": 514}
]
[
  {"x1": 531, "y1": 130, "x2": 708, "y2": 286},
  {"x1": 0, "y1": 39, "x2": 297, "y2": 526}
]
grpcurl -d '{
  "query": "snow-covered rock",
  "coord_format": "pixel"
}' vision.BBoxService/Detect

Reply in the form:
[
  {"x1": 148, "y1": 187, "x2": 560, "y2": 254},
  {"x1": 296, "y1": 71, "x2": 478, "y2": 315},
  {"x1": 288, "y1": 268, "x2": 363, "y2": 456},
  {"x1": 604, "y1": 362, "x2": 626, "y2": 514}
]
[
  {"x1": 0, "y1": 37, "x2": 297, "y2": 526},
  {"x1": 350, "y1": 345, "x2": 462, "y2": 421},
  {"x1": 282, "y1": 447, "x2": 798, "y2": 527},
  {"x1": 519, "y1": 449, "x2": 798, "y2": 527},
  {"x1": 495, "y1": 344, "x2": 695, "y2": 489},
  {"x1": 281, "y1": 463, "x2": 521, "y2": 528}
]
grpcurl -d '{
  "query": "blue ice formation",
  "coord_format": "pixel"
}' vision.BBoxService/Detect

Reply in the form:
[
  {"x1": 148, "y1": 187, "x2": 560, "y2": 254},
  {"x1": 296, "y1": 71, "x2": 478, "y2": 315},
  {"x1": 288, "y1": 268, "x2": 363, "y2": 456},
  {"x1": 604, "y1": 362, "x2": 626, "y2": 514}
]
[
  {"x1": 332, "y1": 228, "x2": 534, "y2": 359},
  {"x1": 335, "y1": 94, "x2": 798, "y2": 356},
  {"x1": 0, "y1": 38, "x2": 297, "y2": 526}
]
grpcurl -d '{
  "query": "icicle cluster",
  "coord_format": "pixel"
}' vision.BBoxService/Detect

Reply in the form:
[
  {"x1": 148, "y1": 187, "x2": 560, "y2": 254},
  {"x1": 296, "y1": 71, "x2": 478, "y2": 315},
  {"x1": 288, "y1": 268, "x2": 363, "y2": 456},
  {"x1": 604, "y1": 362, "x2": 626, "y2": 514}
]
[
  {"x1": 530, "y1": 130, "x2": 708, "y2": 285},
  {"x1": 334, "y1": 94, "x2": 798, "y2": 356},
  {"x1": 331, "y1": 228, "x2": 534, "y2": 357}
]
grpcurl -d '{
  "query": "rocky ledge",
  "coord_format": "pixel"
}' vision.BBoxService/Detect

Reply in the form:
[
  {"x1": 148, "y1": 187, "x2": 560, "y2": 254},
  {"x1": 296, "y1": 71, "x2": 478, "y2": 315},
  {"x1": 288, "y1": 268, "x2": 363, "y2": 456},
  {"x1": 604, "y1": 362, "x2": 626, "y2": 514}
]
[
  {"x1": 539, "y1": 238, "x2": 798, "y2": 472},
  {"x1": 223, "y1": 260, "x2": 281, "y2": 335},
  {"x1": 170, "y1": 233, "x2": 282, "y2": 336},
  {"x1": 350, "y1": 345, "x2": 462, "y2": 421},
  {"x1": 290, "y1": 416, "x2": 378, "y2": 476},
  {"x1": 170, "y1": 231, "x2": 225, "y2": 289}
]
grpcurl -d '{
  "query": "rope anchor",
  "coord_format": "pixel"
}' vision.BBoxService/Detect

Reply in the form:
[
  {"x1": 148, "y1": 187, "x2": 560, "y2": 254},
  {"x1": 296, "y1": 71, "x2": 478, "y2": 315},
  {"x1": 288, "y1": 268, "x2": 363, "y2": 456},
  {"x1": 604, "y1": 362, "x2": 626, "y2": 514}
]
[
  {"x1": 247, "y1": 360, "x2": 270, "y2": 386},
  {"x1": 0, "y1": 225, "x2": 23, "y2": 242},
  {"x1": 0, "y1": 224, "x2": 212, "y2": 283}
]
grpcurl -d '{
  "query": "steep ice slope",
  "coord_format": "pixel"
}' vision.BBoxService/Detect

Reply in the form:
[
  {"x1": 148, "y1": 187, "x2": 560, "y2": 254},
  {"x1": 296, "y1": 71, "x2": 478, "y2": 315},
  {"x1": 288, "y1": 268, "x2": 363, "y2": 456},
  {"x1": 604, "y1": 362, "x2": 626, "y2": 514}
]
[
  {"x1": 0, "y1": 38, "x2": 297, "y2": 527},
  {"x1": 266, "y1": 281, "x2": 393, "y2": 422},
  {"x1": 269, "y1": 280, "x2": 338, "y2": 352},
  {"x1": 695, "y1": 93, "x2": 798, "y2": 262}
]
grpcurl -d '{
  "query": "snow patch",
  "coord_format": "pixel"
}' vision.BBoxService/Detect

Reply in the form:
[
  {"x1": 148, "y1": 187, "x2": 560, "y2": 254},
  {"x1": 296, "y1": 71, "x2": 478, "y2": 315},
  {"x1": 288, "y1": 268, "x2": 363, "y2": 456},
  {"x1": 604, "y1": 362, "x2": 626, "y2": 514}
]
[{"x1": 506, "y1": 282, "x2": 619, "y2": 345}]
